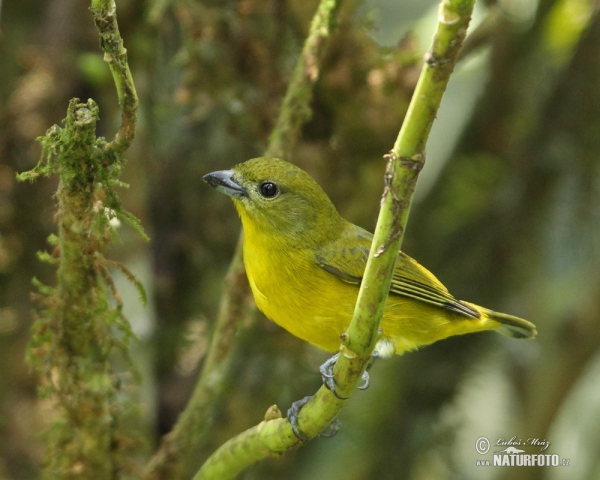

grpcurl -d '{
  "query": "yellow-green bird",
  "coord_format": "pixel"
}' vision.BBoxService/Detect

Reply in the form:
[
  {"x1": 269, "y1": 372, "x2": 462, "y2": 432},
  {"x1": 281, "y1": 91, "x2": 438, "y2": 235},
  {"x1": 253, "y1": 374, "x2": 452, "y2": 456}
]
[{"x1": 204, "y1": 157, "x2": 536, "y2": 360}]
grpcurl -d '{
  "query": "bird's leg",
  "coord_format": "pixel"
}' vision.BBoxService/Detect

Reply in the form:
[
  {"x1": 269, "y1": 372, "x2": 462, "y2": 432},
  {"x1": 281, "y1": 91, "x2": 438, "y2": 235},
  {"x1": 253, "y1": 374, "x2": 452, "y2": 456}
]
[
  {"x1": 320, "y1": 352, "x2": 372, "y2": 398},
  {"x1": 319, "y1": 353, "x2": 345, "y2": 398},
  {"x1": 320, "y1": 417, "x2": 341, "y2": 437},
  {"x1": 287, "y1": 395, "x2": 341, "y2": 440},
  {"x1": 357, "y1": 355, "x2": 377, "y2": 390},
  {"x1": 287, "y1": 395, "x2": 312, "y2": 441},
  {"x1": 288, "y1": 352, "x2": 380, "y2": 440},
  {"x1": 323, "y1": 334, "x2": 397, "y2": 394}
]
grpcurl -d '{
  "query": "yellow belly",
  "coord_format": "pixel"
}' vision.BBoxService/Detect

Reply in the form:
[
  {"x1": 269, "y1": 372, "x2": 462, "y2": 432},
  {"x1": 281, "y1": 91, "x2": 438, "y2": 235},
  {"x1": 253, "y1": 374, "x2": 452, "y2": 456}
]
[{"x1": 245, "y1": 244, "x2": 353, "y2": 352}]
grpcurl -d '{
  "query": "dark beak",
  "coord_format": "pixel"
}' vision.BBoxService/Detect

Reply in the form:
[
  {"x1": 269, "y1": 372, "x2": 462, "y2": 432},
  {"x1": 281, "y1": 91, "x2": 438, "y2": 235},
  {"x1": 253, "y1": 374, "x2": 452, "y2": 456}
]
[{"x1": 203, "y1": 170, "x2": 248, "y2": 199}]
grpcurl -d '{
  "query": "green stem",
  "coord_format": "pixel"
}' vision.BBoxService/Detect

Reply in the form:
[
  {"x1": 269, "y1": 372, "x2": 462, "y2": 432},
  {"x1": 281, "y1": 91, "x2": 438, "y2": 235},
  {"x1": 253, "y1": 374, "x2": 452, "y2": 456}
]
[
  {"x1": 342, "y1": 0, "x2": 475, "y2": 357},
  {"x1": 192, "y1": 1, "x2": 475, "y2": 479}
]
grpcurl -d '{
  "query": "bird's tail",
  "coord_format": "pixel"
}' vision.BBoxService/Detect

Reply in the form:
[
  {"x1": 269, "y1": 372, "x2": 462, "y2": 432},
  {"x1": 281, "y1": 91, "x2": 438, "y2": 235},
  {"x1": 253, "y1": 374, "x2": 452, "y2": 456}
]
[
  {"x1": 479, "y1": 306, "x2": 537, "y2": 339},
  {"x1": 460, "y1": 301, "x2": 537, "y2": 339}
]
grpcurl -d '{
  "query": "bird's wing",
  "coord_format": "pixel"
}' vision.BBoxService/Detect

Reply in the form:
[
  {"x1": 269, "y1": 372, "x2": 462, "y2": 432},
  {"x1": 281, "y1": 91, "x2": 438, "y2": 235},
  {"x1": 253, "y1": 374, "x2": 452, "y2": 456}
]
[
  {"x1": 314, "y1": 224, "x2": 371, "y2": 285},
  {"x1": 315, "y1": 224, "x2": 479, "y2": 319},
  {"x1": 391, "y1": 253, "x2": 480, "y2": 318}
]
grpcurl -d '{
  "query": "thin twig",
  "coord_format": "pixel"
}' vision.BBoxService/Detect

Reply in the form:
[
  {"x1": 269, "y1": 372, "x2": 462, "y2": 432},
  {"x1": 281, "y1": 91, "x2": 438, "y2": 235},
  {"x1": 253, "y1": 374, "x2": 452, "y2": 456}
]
[{"x1": 91, "y1": 0, "x2": 139, "y2": 153}]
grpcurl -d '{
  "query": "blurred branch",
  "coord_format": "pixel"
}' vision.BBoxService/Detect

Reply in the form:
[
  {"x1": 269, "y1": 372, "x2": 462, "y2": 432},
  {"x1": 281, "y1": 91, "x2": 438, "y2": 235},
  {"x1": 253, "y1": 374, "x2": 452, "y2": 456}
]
[
  {"x1": 15, "y1": 1, "x2": 142, "y2": 477},
  {"x1": 192, "y1": 1, "x2": 475, "y2": 479},
  {"x1": 514, "y1": 10, "x2": 600, "y2": 479},
  {"x1": 266, "y1": 0, "x2": 342, "y2": 160},
  {"x1": 144, "y1": 1, "x2": 342, "y2": 478},
  {"x1": 144, "y1": 240, "x2": 254, "y2": 479},
  {"x1": 91, "y1": 0, "x2": 138, "y2": 152},
  {"x1": 457, "y1": 6, "x2": 500, "y2": 62}
]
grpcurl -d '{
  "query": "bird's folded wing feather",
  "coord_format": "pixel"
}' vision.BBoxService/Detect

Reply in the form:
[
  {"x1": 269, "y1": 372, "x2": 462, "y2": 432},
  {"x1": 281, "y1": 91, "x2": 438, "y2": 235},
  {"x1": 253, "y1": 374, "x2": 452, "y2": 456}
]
[{"x1": 314, "y1": 224, "x2": 479, "y2": 319}]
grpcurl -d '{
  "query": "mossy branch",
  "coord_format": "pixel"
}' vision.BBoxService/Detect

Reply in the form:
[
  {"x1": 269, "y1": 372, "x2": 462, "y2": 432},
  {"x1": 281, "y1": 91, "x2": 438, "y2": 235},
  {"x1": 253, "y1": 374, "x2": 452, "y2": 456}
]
[
  {"x1": 192, "y1": 1, "x2": 475, "y2": 479},
  {"x1": 91, "y1": 0, "x2": 139, "y2": 153},
  {"x1": 144, "y1": 1, "x2": 342, "y2": 478},
  {"x1": 17, "y1": 1, "x2": 143, "y2": 477}
]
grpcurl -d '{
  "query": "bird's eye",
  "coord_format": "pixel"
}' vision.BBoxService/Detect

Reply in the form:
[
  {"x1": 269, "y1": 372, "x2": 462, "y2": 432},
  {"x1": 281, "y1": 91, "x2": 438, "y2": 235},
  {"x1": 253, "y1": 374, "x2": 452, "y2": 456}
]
[{"x1": 259, "y1": 182, "x2": 279, "y2": 198}]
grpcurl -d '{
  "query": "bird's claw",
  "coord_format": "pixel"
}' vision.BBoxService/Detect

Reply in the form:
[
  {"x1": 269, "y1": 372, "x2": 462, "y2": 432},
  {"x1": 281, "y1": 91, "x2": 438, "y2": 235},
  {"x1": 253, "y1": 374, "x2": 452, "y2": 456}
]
[
  {"x1": 357, "y1": 369, "x2": 370, "y2": 390},
  {"x1": 319, "y1": 417, "x2": 341, "y2": 438},
  {"x1": 287, "y1": 395, "x2": 312, "y2": 441},
  {"x1": 319, "y1": 353, "x2": 371, "y2": 397},
  {"x1": 287, "y1": 395, "x2": 341, "y2": 440},
  {"x1": 319, "y1": 353, "x2": 348, "y2": 399},
  {"x1": 287, "y1": 353, "x2": 374, "y2": 440}
]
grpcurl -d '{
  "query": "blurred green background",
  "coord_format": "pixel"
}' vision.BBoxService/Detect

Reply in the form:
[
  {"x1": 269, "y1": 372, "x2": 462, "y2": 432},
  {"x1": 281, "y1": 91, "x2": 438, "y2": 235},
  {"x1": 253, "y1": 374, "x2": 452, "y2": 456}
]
[{"x1": 1, "y1": 0, "x2": 599, "y2": 479}]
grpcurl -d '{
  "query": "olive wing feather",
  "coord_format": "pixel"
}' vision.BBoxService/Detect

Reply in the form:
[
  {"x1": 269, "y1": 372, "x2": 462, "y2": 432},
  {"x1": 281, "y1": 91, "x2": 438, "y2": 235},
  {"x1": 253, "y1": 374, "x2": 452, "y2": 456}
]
[{"x1": 314, "y1": 224, "x2": 479, "y2": 319}]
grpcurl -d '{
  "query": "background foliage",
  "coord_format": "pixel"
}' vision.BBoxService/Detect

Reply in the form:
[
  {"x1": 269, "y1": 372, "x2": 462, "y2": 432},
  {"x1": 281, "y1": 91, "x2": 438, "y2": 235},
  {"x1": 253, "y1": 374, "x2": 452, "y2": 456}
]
[{"x1": 1, "y1": 0, "x2": 599, "y2": 479}]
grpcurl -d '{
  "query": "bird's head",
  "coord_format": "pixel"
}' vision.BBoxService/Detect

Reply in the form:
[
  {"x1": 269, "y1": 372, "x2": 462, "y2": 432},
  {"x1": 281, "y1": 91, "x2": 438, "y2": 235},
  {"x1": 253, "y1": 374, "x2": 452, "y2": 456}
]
[{"x1": 203, "y1": 157, "x2": 342, "y2": 244}]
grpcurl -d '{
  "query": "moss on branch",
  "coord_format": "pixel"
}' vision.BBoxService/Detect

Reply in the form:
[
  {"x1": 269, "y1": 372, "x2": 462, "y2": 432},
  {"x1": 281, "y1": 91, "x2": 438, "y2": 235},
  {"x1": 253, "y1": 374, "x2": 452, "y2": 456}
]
[{"x1": 17, "y1": 0, "x2": 143, "y2": 477}]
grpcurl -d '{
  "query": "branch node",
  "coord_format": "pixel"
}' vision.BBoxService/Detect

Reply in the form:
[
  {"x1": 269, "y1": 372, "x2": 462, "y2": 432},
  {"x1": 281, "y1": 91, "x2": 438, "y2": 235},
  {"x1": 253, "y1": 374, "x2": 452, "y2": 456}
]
[
  {"x1": 264, "y1": 405, "x2": 282, "y2": 422},
  {"x1": 424, "y1": 51, "x2": 440, "y2": 67},
  {"x1": 438, "y1": 1, "x2": 461, "y2": 25}
]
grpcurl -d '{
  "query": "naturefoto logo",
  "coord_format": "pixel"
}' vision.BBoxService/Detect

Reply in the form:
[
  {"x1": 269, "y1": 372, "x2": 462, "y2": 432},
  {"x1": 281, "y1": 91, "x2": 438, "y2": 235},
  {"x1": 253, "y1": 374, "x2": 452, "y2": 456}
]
[
  {"x1": 475, "y1": 437, "x2": 570, "y2": 467},
  {"x1": 496, "y1": 446, "x2": 526, "y2": 455}
]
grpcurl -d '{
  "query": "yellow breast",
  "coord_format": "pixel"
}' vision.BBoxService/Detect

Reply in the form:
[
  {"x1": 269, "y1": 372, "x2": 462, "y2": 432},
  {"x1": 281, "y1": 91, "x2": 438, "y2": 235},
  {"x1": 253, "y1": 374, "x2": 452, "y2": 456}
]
[{"x1": 242, "y1": 234, "x2": 356, "y2": 352}]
